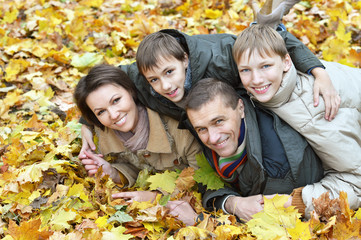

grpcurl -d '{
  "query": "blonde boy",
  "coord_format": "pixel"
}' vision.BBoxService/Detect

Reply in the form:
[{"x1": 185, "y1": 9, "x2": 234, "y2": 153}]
[{"x1": 233, "y1": 24, "x2": 361, "y2": 218}]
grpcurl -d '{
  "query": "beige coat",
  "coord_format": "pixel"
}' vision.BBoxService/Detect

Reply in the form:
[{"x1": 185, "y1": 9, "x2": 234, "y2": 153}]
[
  {"x1": 94, "y1": 107, "x2": 201, "y2": 187},
  {"x1": 259, "y1": 61, "x2": 361, "y2": 218}
]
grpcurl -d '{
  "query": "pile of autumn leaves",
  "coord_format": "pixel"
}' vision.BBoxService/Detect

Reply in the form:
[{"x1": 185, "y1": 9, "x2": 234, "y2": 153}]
[{"x1": 0, "y1": 0, "x2": 361, "y2": 239}]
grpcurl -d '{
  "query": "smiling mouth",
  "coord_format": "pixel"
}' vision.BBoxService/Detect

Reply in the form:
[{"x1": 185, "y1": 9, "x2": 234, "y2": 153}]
[
  {"x1": 166, "y1": 88, "x2": 178, "y2": 97},
  {"x1": 115, "y1": 114, "x2": 127, "y2": 126},
  {"x1": 213, "y1": 137, "x2": 229, "y2": 148},
  {"x1": 254, "y1": 84, "x2": 270, "y2": 94}
]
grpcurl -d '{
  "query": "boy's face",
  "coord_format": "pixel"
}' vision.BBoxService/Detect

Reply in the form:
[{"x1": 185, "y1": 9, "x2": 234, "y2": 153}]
[
  {"x1": 142, "y1": 55, "x2": 188, "y2": 103},
  {"x1": 236, "y1": 49, "x2": 292, "y2": 103},
  {"x1": 187, "y1": 96, "x2": 245, "y2": 158}
]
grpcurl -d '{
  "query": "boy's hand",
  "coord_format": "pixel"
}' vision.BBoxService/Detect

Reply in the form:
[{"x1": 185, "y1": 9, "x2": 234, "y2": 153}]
[
  {"x1": 311, "y1": 67, "x2": 341, "y2": 121},
  {"x1": 79, "y1": 124, "x2": 96, "y2": 159}
]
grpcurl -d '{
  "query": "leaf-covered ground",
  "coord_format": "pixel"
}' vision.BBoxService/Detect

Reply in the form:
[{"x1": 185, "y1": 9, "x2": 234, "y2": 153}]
[{"x1": 0, "y1": 0, "x2": 360, "y2": 239}]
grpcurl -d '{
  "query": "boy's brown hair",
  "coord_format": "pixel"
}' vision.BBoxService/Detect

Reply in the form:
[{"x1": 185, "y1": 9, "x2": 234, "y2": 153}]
[
  {"x1": 232, "y1": 25, "x2": 288, "y2": 64},
  {"x1": 136, "y1": 32, "x2": 187, "y2": 75}
]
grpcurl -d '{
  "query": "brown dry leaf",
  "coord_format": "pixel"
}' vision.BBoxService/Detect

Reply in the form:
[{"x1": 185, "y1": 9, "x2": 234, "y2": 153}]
[{"x1": 175, "y1": 167, "x2": 196, "y2": 192}]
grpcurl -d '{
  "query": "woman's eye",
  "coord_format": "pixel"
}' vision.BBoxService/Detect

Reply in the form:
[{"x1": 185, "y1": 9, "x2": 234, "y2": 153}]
[
  {"x1": 150, "y1": 78, "x2": 158, "y2": 83},
  {"x1": 113, "y1": 97, "x2": 121, "y2": 104},
  {"x1": 166, "y1": 69, "x2": 173, "y2": 74},
  {"x1": 97, "y1": 110, "x2": 105, "y2": 116}
]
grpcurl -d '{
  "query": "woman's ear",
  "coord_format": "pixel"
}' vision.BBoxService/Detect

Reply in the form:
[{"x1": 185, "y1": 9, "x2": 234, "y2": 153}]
[{"x1": 283, "y1": 53, "x2": 292, "y2": 72}]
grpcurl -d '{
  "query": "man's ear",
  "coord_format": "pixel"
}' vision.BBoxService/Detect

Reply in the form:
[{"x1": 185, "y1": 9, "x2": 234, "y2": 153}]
[
  {"x1": 283, "y1": 54, "x2": 292, "y2": 72},
  {"x1": 238, "y1": 99, "x2": 245, "y2": 119}
]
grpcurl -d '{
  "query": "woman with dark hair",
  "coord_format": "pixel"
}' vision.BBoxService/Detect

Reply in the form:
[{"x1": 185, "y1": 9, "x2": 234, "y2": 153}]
[{"x1": 74, "y1": 64, "x2": 201, "y2": 206}]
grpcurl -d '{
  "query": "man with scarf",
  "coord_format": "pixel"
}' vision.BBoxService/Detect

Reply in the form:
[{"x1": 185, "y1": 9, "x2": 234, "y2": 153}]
[{"x1": 184, "y1": 78, "x2": 324, "y2": 221}]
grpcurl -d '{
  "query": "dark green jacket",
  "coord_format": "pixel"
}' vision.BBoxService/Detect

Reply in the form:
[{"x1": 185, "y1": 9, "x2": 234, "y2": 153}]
[
  {"x1": 120, "y1": 29, "x2": 324, "y2": 120},
  {"x1": 201, "y1": 92, "x2": 324, "y2": 211}
]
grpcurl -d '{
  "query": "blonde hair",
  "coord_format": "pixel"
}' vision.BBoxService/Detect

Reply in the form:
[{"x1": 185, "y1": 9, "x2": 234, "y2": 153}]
[{"x1": 232, "y1": 25, "x2": 288, "y2": 64}]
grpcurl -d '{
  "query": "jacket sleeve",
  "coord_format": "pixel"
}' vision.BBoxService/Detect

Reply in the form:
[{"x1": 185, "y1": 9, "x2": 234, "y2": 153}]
[
  {"x1": 202, "y1": 187, "x2": 240, "y2": 211},
  {"x1": 278, "y1": 31, "x2": 324, "y2": 74},
  {"x1": 302, "y1": 171, "x2": 361, "y2": 219},
  {"x1": 167, "y1": 116, "x2": 203, "y2": 170},
  {"x1": 112, "y1": 162, "x2": 141, "y2": 187}
]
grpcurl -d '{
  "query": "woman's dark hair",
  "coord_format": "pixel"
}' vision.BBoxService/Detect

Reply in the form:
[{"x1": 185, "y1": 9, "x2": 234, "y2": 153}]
[{"x1": 74, "y1": 64, "x2": 138, "y2": 130}]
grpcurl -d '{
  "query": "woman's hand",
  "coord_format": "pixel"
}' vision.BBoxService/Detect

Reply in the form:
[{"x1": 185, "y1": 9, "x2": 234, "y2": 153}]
[
  {"x1": 79, "y1": 125, "x2": 96, "y2": 159},
  {"x1": 81, "y1": 151, "x2": 121, "y2": 183},
  {"x1": 112, "y1": 191, "x2": 157, "y2": 203},
  {"x1": 311, "y1": 67, "x2": 341, "y2": 121}
]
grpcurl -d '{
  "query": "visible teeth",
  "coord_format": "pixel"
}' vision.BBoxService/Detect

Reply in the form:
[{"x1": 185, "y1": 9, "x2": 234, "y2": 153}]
[
  {"x1": 116, "y1": 115, "x2": 126, "y2": 125},
  {"x1": 216, "y1": 138, "x2": 228, "y2": 146},
  {"x1": 255, "y1": 85, "x2": 268, "y2": 91}
]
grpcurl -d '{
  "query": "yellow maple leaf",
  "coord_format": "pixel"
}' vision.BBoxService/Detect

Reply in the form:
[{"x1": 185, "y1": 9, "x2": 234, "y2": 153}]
[
  {"x1": 101, "y1": 226, "x2": 133, "y2": 240},
  {"x1": 204, "y1": 9, "x2": 223, "y2": 19},
  {"x1": 287, "y1": 219, "x2": 312, "y2": 240},
  {"x1": 175, "y1": 226, "x2": 216, "y2": 239},
  {"x1": 247, "y1": 195, "x2": 301, "y2": 239},
  {"x1": 214, "y1": 224, "x2": 245, "y2": 239},
  {"x1": 50, "y1": 208, "x2": 77, "y2": 231},
  {"x1": 147, "y1": 170, "x2": 179, "y2": 194},
  {"x1": 3, "y1": 8, "x2": 18, "y2": 24}
]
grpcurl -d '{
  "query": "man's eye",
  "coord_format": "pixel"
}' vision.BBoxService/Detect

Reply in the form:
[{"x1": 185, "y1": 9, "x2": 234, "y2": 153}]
[
  {"x1": 263, "y1": 64, "x2": 271, "y2": 69},
  {"x1": 166, "y1": 69, "x2": 173, "y2": 74},
  {"x1": 215, "y1": 119, "x2": 223, "y2": 124}
]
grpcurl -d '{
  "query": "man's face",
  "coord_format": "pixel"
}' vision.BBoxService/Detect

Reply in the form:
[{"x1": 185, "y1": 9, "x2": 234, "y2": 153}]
[
  {"x1": 236, "y1": 49, "x2": 291, "y2": 103},
  {"x1": 187, "y1": 96, "x2": 245, "y2": 158},
  {"x1": 142, "y1": 55, "x2": 188, "y2": 103}
]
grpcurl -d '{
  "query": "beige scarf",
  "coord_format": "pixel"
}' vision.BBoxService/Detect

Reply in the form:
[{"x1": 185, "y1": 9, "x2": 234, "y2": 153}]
[{"x1": 115, "y1": 105, "x2": 150, "y2": 152}]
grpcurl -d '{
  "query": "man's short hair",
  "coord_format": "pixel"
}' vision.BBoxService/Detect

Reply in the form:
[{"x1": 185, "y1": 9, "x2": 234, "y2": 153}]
[
  {"x1": 136, "y1": 32, "x2": 187, "y2": 75},
  {"x1": 232, "y1": 24, "x2": 288, "y2": 64},
  {"x1": 185, "y1": 78, "x2": 239, "y2": 111}
]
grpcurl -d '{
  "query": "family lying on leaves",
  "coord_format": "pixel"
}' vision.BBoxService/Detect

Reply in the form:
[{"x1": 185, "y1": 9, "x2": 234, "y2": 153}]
[{"x1": 73, "y1": 0, "x2": 361, "y2": 226}]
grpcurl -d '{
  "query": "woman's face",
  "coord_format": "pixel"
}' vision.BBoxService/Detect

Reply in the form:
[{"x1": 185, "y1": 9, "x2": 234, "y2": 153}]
[{"x1": 86, "y1": 83, "x2": 139, "y2": 132}]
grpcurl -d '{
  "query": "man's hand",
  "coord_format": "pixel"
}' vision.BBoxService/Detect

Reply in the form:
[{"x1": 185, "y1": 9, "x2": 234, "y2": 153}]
[
  {"x1": 224, "y1": 195, "x2": 264, "y2": 221},
  {"x1": 79, "y1": 124, "x2": 96, "y2": 159},
  {"x1": 311, "y1": 67, "x2": 341, "y2": 121},
  {"x1": 166, "y1": 200, "x2": 198, "y2": 226}
]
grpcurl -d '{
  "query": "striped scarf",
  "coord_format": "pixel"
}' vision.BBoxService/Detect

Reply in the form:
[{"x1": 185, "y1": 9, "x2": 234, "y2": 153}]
[{"x1": 212, "y1": 118, "x2": 247, "y2": 183}]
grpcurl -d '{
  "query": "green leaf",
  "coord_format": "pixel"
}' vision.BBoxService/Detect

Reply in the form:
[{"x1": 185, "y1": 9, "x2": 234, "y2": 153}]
[
  {"x1": 159, "y1": 194, "x2": 171, "y2": 206},
  {"x1": 107, "y1": 210, "x2": 133, "y2": 224},
  {"x1": 193, "y1": 153, "x2": 224, "y2": 190}
]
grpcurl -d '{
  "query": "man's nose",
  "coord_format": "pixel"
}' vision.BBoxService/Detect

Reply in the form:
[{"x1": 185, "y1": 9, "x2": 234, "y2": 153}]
[{"x1": 208, "y1": 128, "x2": 221, "y2": 144}]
